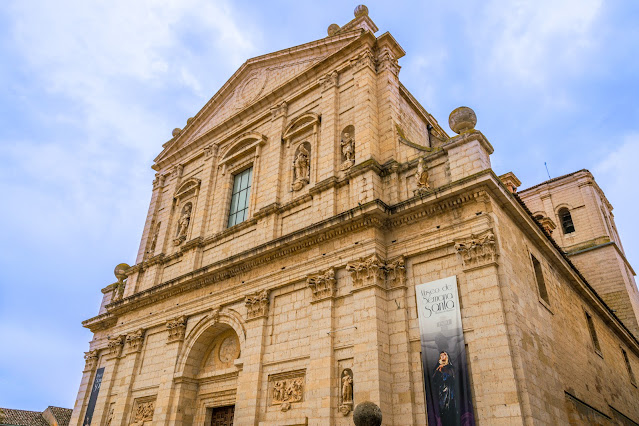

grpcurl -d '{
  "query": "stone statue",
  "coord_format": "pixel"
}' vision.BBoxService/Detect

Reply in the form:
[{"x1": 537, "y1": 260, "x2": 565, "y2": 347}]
[
  {"x1": 146, "y1": 222, "x2": 160, "y2": 256},
  {"x1": 340, "y1": 369, "x2": 354, "y2": 415},
  {"x1": 342, "y1": 373, "x2": 353, "y2": 402},
  {"x1": 173, "y1": 204, "x2": 191, "y2": 245},
  {"x1": 341, "y1": 131, "x2": 355, "y2": 170},
  {"x1": 414, "y1": 157, "x2": 430, "y2": 196},
  {"x1": 292, "y1": 144, "x2": 310, "y2": 191}
]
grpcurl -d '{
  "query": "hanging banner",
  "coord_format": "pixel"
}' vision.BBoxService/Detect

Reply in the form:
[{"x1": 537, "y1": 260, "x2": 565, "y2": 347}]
[
  {"x1": 83, "y1": 367, "x2": 105, "y2": 426},
  {"x1": 415, "y1": 276, "x2": 475, "y2": 426}
]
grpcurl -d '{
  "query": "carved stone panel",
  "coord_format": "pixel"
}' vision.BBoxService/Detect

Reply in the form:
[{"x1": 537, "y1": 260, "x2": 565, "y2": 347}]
[
  {"x1": 130, "y1": 398, "x2": 155, "y2": 426},
  {"x1": 166, "y1": 316, "x2": 187, "y2": 343},
  {"x1": 454, "y1": 230, "x2": 498, "y2": 269},
  {"x1": 245, "y1": 289, "x2": 269, "y2": 320},
  {"x1": 268, "y1": 370, "x2": 306, "y2": 412},
  {"x1": 307, "y1": 267, "x2": 336, "y2": 302}
]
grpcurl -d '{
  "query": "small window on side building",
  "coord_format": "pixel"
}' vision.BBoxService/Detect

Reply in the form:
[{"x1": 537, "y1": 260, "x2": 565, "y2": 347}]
[
  {"x1": 622, "y1": 348, "x2": 637, "y2": 386},
  {"x1": 531, "y1": 255, "x2": 550, "y2": 305},
  {"x1": 228, "y1": 167, "x2": 253, "y2": 228},
  {"x1": 559, "y1": 208, "x2": 575, "y2": 234},
  {"x1": 585, "y1": 312, "x2": 601, "y2": 354}
]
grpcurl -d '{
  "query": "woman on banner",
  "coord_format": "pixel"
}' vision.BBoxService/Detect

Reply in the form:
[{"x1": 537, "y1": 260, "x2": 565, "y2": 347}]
[{"x1": 433, "y1": 351, "x2": 459, "y2": 425}]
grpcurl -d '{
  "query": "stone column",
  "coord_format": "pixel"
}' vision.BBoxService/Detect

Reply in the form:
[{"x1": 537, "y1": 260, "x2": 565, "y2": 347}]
[
  {"x1": 91, "y1": 336, "x2": 125, "y2": 426},
  {"x1": 69, "y1": 350, "x2": 100, "y2": 426},
  {"x1": 108, "y1": 329, "x2": 146, "y2": 425},
  {"x1": 347, "y1": 254, "x2": 392, "y2": 419},
  {"x1": 234, "y1": 290, "x2": 270, "y2": 425},
  {"x1": 305, "y1": 268, "x2": 337, "y2": 424},
  {"x1": 152, "y1": 316, "x2": 187, "y2": 425}
]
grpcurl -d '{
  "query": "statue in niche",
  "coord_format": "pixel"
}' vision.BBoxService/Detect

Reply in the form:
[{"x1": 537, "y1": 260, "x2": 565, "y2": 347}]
[
  {"x1": 173, "y1": 203, "x2": 191, "y2": 245},
  {"x1": 292, "y1": 143, "x2": 311, "y2": 191},
  {"x1": 146, "y1": 222, "x2": 160, "y2": 257},
  {"x1": 340, "y1": 127, "x2": 355, "y2": 171},
  {"x1": 340, "y1": 369, "x2": 354, "y2": 415},
  {"x1": 414, "y1": 157, "x2": 430, "y2": 196}
]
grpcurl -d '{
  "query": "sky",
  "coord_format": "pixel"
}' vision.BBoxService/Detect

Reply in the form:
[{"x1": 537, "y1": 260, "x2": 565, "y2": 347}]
[{"x1": 0, "y1": 0, "x2": 638, "y2": 411}]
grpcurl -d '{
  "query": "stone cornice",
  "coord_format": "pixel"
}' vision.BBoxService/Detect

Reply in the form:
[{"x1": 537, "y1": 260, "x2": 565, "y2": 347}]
[{"x1": 84, "y1": 169, "x2": 639, "y2": 356}]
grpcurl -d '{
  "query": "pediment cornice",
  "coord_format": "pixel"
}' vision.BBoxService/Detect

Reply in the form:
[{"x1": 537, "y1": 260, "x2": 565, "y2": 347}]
[{"x1": 153, "y1": 30, "x2": 371, "y2": 169}]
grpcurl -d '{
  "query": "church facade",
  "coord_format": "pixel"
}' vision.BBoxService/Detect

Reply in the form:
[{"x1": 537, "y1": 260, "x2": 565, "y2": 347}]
[{"x1": 71, "y1": 6, "x2": 639, "y2": 425}]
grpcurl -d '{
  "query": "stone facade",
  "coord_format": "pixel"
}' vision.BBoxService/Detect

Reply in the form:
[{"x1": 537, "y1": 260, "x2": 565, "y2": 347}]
[{"x1": 71, "y1": 6, "x2": 639, "y2": 426}]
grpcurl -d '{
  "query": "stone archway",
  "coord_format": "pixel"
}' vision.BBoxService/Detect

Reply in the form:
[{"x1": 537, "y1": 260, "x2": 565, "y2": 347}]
[{"x1": 171, "y1": 313, "x2": 245, "y2": 425}]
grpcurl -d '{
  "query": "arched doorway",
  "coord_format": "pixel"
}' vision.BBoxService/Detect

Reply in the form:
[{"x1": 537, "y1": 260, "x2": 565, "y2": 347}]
[{"x1": 174, "y1": 314, "x2": 245, "y2": 425}]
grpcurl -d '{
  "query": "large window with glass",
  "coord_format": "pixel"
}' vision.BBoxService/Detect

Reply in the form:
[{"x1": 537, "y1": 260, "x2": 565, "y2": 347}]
[{"x1": 227, "y1": 167, "x2": 253, "y2": 228}]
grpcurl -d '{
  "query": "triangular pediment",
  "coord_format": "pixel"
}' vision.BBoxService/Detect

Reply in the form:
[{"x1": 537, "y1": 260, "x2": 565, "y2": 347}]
[{"x1": 155, "y1": 31, "x2": 365, "y2": 167}]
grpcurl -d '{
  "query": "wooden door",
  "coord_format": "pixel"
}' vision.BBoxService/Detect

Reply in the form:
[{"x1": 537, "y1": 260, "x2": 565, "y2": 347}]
[{"x1": 210, "y1": 405, "x2": 234, "y2": 426}]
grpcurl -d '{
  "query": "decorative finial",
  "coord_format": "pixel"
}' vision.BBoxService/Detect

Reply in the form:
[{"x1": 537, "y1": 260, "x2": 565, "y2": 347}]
[
  {"x1": 172, "y1": 128, "x2": 182, "y2": 137},
  {"x1": 354, "y1": 5, "x2": 369, "y2": 18},
  {"x1": 114, "y1": 263, "x2": 130, "y2": 283},
  {"x1": 448, "y1": 106, "x2": 477, "y2": 134},
  {"x1": 327, "y1": 23, "x2": 340, "y2": 36},
  {"x1": 186, "y1": 117, "x2": 194, "y2": 125}
]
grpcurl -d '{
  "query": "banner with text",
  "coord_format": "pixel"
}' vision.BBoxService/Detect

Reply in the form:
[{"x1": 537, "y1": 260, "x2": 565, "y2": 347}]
[{"x1": 416, "y1": 276, "x2": 475, "y2": 426}]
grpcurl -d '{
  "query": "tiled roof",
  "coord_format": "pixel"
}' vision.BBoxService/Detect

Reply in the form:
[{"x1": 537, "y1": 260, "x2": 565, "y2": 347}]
[
  {"x1": 46, "y1": 407, "x2": 72, "y2": 426},
  {"x1": 0, "y1": 408, "x2": 49, "y2": 426}
]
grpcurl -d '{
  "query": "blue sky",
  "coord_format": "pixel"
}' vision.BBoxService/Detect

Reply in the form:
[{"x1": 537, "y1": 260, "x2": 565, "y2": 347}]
[{"x1": 1, "y1": 0, "x2": 638, "y2": 411}]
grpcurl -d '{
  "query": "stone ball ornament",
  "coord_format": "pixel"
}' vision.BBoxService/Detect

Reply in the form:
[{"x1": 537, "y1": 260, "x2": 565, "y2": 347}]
[
  {"x1": 354, "y1": 5, "x2": 369, "y2": 18},
  {"x1": 448, "y1": 106, "x2": 477, "y2": 134},
  {"x1": 327, "y1": 23, "x2": 340, "y2": 36},
  {"x1": 172, "y1": 128, "x2": 182, "y2": 137},
  {"x1": 114, "y1": 263, "x2": 131, "y2": 283},
  {"x1": 353, "y1": 401, "x2": 382, "y2": 426}
]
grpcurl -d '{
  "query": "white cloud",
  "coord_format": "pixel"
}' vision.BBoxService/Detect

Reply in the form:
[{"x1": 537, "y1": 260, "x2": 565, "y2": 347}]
[
  {"x1": 594, "y1": 133, "x2": 639, "y2": 269},
  {"x1": 473, "y1": 0, "x2": 603, "y2": 86}
]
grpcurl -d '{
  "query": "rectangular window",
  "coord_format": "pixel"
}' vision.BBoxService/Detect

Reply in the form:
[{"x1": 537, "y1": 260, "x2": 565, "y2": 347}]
[
  {"x1": 622, "y1": 348, "x2": 637, "y2": 386},
  {"x1": 585, "y1": 312, "x2": 601, "y2": 354},
  {"x1": 532, "y1": 255, "x2": 550, "y2": 304},
  {"x1": 227, "y1": 167, "x2": 252, "y2": 228}
]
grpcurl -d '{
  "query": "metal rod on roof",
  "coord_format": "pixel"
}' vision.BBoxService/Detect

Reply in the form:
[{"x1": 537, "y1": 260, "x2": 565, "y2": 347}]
[{"x1": 544, "y1": 162, "x2": 551, "y2": 180}]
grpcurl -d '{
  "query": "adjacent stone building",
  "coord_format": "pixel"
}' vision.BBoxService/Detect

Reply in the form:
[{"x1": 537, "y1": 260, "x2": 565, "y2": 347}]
[{"x1": 71, "y1": 6, "x2": 639, "y2": 425}]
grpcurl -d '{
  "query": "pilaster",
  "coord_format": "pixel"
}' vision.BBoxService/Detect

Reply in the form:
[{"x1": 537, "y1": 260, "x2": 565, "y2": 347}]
[
  {"x1": 305, "y1": 268, "x2": 337, "y2": 424},
  {"x1": 108, "y1": 329, "x2": 146, "y2": 425},
  {"x1": 234, "y1": 290, "x2": 270, "y2": 425},
  {"x1": 154, "y1": 316, "x2": 188, "y2": 425},
  {"x1": 69, "y1": 350, "x2": 101, "y2": 426},
  {"x1": 350, "y1": 48, "x2": 380, "y2": 167},
  {"x1": 91, "y1": 336, "x2": 125, "y2": 426}
]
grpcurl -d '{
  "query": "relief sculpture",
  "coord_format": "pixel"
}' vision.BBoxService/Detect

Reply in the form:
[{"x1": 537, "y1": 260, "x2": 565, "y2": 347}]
[{"x1": 269, "y1": 371, "x2": 305, "y2": 412}]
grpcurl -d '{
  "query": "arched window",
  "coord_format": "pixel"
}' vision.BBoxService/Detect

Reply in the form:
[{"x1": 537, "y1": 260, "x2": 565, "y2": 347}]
[{"x1": 559, "y1": 208, "x2": 575, "y2": 234}]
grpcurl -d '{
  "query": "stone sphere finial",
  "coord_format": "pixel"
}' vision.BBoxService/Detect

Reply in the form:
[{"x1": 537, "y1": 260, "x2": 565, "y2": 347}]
[
  {"x1": 448, "y1": 106, "x2": 477, "y2": 134},
  {"x1": 114, "y1": 263, "x2": 131, "y2": 283},
  {"x1": 172, "y1": 128, "x2": 182, "y2": 137},
  {"x1": 354, "y1": 5, "x2": 369, "y2": 18},
  {"x1": 327, "y1": 23, "x2": 340, "y2": 36},
  {"x1": 353, "y1": 401, "x2": 382, "y2": 426}
]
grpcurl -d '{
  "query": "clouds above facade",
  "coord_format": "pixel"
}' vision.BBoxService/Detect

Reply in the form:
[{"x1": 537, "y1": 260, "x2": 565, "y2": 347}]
[{"x1": 0, "y1": 0, "x2": 637, "y2": 410}]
